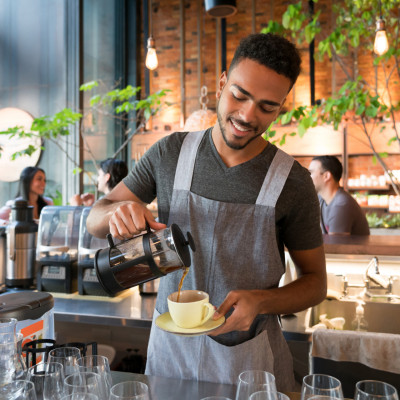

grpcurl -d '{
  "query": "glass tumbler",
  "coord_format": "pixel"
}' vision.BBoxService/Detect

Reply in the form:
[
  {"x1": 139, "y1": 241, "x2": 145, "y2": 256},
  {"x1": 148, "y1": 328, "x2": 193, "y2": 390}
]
[
  {"x1": 48, "y1": 347, "x2": 80, "y2": 377},
  {"x1": 354, "y1": 380, "x2": 399, "y2": 400},
  {"x1": 235, "y1": 370, "x2": 277, "y2": 400},
  {"x1": 109, "y1": 381, "x2": 150, "y2": 400},
  {"x1": 301, "y1": 374, "x2": 343, "y2": 400}
]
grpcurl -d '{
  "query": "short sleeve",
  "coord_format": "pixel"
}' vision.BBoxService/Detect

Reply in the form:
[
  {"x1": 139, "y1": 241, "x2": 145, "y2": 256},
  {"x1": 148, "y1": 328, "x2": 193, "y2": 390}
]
[
  {"x1": 279, "y1": 164, "x2": 323, "y2": 250},
  {"x1": 123, "y1": 143, "x2": 160, "y2": 204}
]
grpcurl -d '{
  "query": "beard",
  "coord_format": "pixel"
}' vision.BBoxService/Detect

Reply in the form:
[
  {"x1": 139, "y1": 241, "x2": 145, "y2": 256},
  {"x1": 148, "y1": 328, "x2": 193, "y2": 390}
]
[{"x1": 216, "y1": 103, "x2": 264, "y2": 151}]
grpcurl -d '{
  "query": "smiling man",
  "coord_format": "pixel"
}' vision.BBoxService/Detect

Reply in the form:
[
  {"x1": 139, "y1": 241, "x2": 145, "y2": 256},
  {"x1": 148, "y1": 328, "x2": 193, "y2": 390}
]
[{"x1": 87, "y1": 33, "x2": 326, "y2": 391}]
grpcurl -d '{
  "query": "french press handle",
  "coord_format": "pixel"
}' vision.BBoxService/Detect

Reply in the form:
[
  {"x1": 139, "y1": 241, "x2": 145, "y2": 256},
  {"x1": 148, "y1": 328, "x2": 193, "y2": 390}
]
[{"x1": 105, "y1": 222, "x2": 152, "y2": 248}]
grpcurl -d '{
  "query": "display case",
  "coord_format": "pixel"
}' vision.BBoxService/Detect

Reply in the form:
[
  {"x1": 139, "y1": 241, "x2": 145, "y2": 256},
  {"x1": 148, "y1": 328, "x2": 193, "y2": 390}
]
[
  {"x1": 36, "y1": 206, "x2": 84, "y2": 293},
  {"x1": 77, "y1": 207, "x2": 110, "y2": 296}
]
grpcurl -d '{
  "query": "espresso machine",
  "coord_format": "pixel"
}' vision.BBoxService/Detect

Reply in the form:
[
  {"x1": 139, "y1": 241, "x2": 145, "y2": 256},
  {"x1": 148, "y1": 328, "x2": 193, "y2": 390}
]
[
  {"x1": 5, "y1": 200, "x2": 38, "y2": 288},
  {"x1": 36, "y1": 206, "x2": 83, "y2": 293},
  {"x1": 77, "y1": 207, "x2": 110, "y2": 296},
  {"x1": 94, "y1": 224, "x2": 195, "y2": 296}
]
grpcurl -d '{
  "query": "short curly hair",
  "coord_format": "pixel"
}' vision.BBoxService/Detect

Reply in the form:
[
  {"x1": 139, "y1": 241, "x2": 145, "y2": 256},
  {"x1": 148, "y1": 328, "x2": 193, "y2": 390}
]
[{"x1": 228, "y1": 33, "x2": 301, "y2": 90}]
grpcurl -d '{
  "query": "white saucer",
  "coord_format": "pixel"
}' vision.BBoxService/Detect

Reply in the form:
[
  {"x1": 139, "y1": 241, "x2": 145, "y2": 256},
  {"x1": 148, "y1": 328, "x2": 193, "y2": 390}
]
[{"x1": 155, "y1": 312, "x2": 225, "y2": 336}]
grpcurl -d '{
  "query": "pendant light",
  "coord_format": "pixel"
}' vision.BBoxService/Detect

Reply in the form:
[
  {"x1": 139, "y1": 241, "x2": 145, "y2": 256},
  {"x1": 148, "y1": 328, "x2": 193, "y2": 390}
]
[
  {"x1": 205, "y1": 0, "x2": 237, "y2": 18},
  {"x1": 374, "y1": 0, "x2": 389, "y2": 56},
  {"x1": 145, "y1": 0, "x2": 158, "y2": 70}
]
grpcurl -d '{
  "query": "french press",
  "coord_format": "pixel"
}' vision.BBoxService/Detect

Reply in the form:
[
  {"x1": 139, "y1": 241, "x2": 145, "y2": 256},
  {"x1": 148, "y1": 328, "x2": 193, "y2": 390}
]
[{"x1": 94, "y1": 223, "x2": 195, "y2": 296}]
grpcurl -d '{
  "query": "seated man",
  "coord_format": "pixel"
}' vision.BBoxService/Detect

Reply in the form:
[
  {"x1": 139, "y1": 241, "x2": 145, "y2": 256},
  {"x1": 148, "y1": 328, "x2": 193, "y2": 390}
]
[{"x1": 309, "y1": 155, "x2": 370, "y2": 235}]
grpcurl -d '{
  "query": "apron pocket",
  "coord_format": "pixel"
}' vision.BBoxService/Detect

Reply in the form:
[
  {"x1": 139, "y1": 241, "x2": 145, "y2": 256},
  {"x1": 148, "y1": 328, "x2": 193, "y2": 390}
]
[{"x1": 199, "y1": 330, "x2": 275, "y2": 385}]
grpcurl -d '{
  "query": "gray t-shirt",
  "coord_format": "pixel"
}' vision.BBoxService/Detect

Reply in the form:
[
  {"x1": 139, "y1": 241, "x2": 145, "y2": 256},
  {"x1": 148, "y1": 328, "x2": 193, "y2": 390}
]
[
  {"x1": 320, "y1": 188, "x2": 370, "y2": 235},
  {"x1": 124, "y1": 129, "x2": 323, "y2": 256}
]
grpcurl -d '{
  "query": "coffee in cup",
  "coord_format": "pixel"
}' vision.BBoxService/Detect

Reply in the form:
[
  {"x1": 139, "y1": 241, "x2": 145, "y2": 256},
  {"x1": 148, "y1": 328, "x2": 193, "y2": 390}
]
[{"x1": 168, "y1": 290, "x2": 214, "y2": 329}]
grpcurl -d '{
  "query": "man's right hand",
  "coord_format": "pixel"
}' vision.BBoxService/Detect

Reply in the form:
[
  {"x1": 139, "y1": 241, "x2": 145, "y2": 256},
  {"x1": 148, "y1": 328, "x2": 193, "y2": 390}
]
[{"x1": 109, "y1": 201, "x2": 166, "y2": 240}]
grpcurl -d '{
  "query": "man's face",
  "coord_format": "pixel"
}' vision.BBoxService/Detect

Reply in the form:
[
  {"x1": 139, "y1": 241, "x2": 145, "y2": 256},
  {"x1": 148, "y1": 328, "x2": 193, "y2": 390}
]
[
  {"x1": 97, "y1": 169, "x2": 109, "y2": 194},
  {"x1": 308, "y1": 160, "x2": 326, "y2": 193},
  {"x1": 215, "y1": 58, "x2": 291, "y2": 150}
]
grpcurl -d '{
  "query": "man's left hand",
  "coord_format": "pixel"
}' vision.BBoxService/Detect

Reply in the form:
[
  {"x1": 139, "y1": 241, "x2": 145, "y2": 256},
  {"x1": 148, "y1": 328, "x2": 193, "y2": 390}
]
[{"x1": 208, "y1": 290, "x2": 262, "y2": 336}]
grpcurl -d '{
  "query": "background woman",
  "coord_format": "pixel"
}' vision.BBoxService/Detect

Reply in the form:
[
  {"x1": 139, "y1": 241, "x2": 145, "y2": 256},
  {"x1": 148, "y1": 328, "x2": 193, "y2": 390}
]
[
  {"x1": 70, "y1": 158, "x2": 128, "y2": 206},
  {"x1": 0, "y1": 166, "x2": 54, "y2": 223}
]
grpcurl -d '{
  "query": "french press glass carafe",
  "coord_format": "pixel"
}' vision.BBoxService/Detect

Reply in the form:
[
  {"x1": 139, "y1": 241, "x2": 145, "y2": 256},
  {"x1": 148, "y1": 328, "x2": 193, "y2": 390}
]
[{"x1": 94, "y1": 224, "x2": 195, "y2": 295}]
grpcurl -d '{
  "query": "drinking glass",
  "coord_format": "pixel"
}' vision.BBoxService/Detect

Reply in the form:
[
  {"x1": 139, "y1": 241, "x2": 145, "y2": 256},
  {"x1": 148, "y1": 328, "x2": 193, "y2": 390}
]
[
  {"x1": 0, "y1": 318, "x2": 17, "y2": 336},
  {"x1": 235, "y1": 370, "x2": 277, "y2": 400},
  {"x1": 0, "y1": 380, "x2": 37, "y2": 400},
  {"x1": 77, "y1": 355, "x2": 111, "y2": 397},
  {"x1": 64, "y1": 372, "x2": 103, "y2": 399},
  {"x1": 308, "y1": 396, "x2": 342, "y2": 400},
  {"x1": 0, "y1": 332, "x2": 16, "y2": 386},
  {"x1": 109, "y1": 381, "x2": 150, "y2": 400},
  {"x1": 301, "y1": 374, "x2": 343, "y2": 400},
  {"x1": 27, "y1": 363, "x2": 48, "y2": 400},
  {"x1": 354, "y1": 380, "x2": 399, "y2": 400},
  {"x1": 200, "y1": 397, "x2": 232, "y2": 400},
  {"x1": 61, "y1": 395, "x2": 98, "y2": 400},
  {"x1": 48, "y1": 347, "x2": 80, "y2": 377},
  {"x1": 13, "y1": 333, "x2": 27, "y2": 380},
  {"x1": 43, "y1": 362, "x2": 65, "y2": 400},
  {"x1": 249, "y1": 391, "x2": 290, "y2": 400}
]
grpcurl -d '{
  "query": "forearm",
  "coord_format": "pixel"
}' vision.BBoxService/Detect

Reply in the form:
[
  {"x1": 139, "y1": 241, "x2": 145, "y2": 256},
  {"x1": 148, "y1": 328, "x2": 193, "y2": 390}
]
[
  {"x1": 86, "y1": 198, "x2": 131, "y2": 238},
  {"x1": 252, "y1": 272, "x2": 327, "y2": 316}
]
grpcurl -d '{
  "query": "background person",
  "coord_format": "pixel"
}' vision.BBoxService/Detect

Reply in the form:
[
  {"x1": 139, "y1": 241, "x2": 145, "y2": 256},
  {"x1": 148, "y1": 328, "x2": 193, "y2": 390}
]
[
  {"x1": 70, "y1": 158, "x2": 128, "y2": 206},
  {"x1": 308, "y1": 155, "x2": 370, "y2": 235},
  {"x1": 86, "y1": 33, "x2": 326, "y2": 391},
  {"x1": 0, "y1": 166, "x2": 53, "y2": 223}
]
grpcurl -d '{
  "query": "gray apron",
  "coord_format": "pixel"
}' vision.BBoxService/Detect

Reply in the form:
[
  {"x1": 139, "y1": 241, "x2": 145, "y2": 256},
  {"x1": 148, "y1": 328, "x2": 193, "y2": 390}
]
[{"x1": 145, "y1": 130, "x2": 295, "y2": 391}]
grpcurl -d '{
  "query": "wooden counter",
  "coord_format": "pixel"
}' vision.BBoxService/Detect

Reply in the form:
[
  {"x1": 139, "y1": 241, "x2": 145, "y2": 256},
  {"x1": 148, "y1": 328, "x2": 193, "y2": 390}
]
[{"x1": 323, "y1": 234, "x2": 400, "y2": 256}]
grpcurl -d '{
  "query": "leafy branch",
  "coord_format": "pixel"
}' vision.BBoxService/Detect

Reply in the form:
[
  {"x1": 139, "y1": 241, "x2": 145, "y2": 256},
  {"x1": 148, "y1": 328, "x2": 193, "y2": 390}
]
[
  {"x1": 0, "y1": 81, "x2": 171, "y2": 186},
  {"x1": 262, "y1": 0, "x2": 400, "y2": 194}
]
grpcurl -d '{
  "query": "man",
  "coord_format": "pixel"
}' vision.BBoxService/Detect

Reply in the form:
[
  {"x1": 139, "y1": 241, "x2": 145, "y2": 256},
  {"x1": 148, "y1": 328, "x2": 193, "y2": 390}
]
[
  {"x1": 309, "y1": 155, "x2": 370, "y2": 235},
  {"x1": 87, "y1": 33, "x2": 326, "y2": 390}
]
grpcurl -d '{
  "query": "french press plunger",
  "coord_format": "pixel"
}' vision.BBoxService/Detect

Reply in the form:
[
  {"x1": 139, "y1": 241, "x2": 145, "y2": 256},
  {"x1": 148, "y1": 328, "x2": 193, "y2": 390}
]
[{"x1": 94, "y1": 223, "x2": 195, "y2": 295}]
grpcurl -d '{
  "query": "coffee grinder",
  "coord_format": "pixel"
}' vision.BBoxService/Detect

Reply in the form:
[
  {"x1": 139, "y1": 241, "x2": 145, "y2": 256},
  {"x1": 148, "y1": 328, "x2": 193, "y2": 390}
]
[
  {"x1": 36, "y1": 206, "x2": 83, "y2": 293},
  {"x1": 94, "y1": 224, "x2": 195, "y2": 296},
  {"x1": 77, "y1": 207, "x2": 110, "y2": 296}
]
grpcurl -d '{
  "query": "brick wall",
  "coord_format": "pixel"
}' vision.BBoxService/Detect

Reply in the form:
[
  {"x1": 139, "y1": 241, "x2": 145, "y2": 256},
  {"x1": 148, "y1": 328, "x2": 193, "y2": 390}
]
[{"x1": 135, "y1": 0, "x2": 400, "y2": 182}]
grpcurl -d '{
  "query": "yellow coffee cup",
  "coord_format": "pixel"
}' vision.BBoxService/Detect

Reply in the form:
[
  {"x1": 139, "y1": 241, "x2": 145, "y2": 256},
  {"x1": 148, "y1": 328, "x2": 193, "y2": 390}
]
[{"x1": 167, "y1": 290, "x2": 215, "y2": 329}]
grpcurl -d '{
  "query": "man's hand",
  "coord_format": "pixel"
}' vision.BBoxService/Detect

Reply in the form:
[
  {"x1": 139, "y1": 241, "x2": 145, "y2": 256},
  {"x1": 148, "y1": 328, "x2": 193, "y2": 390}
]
[
  {"x1": 208, "y1": 290, "x2": 262, "y2": 336},
  {"x1": 109, "y1": 201, "x2": 166, "y2": 240}
]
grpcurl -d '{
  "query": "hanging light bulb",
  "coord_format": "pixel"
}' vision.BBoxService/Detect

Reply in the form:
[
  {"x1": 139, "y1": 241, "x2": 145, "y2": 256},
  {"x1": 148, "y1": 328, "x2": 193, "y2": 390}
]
[
  {"x1": 145, "y1": 36, "x2": 158, "y2": 70},
  {"x1": 374, "y1": 19, "x2": 389, "y2": 56}
]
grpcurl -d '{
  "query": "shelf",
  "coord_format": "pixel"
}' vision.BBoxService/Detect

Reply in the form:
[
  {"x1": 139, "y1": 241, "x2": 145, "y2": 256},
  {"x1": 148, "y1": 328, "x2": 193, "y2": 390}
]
[
  {"x1": 361, "y1": 205, "x2": 389, "y2": 209},
  {"x1": 348, "y1": 186, "x2": 390, "y2": 191}
]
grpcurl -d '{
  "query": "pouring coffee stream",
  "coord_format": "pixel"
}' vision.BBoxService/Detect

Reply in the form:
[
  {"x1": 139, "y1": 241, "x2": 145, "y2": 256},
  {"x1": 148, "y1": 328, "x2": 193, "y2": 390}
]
[
  {"x1": 94, "y1": 223, "x2": 195, "y2": 296},
  {"x1": 177, "y1": 267, "x2": 189, "y2": 302}
]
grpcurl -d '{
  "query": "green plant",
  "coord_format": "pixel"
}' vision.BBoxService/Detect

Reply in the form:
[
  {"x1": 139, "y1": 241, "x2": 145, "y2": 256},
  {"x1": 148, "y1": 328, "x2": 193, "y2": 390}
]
[
  {"x1": 262, "y1": 0, "x2": 400, "y2": 195},
  {"x1": 0, "y1": 81, "x2": 171, "y2": 185},
  {"x1": 367, "y1": 212, "x2": 400, "y2": 228}
]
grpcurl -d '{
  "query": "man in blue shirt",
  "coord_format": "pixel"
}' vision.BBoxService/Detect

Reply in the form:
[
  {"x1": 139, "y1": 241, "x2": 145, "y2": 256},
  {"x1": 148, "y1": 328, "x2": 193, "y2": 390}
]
[{"x1": 309, "y1": 155, "x2": 370, "y2": 235}]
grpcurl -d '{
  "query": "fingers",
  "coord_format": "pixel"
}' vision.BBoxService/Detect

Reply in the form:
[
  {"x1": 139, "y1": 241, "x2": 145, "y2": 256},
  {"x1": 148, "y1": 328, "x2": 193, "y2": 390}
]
[
  {"x1": 213, "y1": 291, "x2": 239, "y2": 319},
  {"x1": 109, "y1": 202, "x2": 167, "y2": 240},
  {"x1": 209, "y1": 290, "x2": 261, "y2": 336},
  {"x1": 81, "y1": 193, "x2": 95, "y2": 206},
  {"x1": 144, "y1": 208, "x2": 167, "y2": 231}
]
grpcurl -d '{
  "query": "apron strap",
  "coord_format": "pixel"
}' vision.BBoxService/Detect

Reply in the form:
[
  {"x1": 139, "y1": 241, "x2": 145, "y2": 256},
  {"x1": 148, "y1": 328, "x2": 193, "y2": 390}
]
[
  {"x1": 172, "y1": 130, "x2": 206, "y2": 191},
  {"x1": 256, "y1": 148, "x2": 294, "y2": 207}
]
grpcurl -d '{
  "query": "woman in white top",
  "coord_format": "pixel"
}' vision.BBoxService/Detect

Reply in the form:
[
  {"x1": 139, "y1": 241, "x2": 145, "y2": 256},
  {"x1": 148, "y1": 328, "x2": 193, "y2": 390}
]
[{"x1": 0, "y1": 166, "x2": 54, "y2": 223}]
